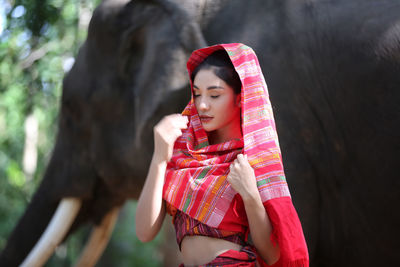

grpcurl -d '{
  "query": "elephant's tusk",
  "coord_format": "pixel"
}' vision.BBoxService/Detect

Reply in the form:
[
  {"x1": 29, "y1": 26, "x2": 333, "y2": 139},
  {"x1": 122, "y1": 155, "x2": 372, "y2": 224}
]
[
  {"x1": 74, "y1": 207, "x2": 120, "y2": 267},
  {"x1": 20, "y1": 198, "x2": 82, "y2": 267}
]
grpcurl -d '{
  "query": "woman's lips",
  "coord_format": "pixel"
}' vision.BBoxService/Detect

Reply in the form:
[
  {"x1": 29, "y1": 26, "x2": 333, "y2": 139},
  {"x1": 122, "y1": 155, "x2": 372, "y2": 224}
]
[{"x1": 200, "y1": 116, "x2": 213, "y2": 123}]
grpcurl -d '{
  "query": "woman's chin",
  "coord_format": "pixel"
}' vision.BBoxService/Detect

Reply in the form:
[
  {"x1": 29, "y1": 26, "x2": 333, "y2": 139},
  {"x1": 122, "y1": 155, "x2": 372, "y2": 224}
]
[
  {"x1": 201, "y1": 124, "x2": 214, "y2": 132},
  {"x1": 203, "y1": 127, "x2": 216, "y2": 133}
]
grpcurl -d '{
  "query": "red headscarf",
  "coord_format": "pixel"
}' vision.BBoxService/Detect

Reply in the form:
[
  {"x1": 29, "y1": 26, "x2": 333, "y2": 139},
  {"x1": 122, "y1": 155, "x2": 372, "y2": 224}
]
[{"x1": 163, "y1": 43, "x2": 309, "y2": 267}]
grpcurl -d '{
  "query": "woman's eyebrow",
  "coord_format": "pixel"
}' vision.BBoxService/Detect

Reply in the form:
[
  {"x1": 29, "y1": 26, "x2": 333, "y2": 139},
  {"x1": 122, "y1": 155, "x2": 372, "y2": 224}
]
[{"x1": 193, "y1": 85, "x2": 225, "y2": 90}]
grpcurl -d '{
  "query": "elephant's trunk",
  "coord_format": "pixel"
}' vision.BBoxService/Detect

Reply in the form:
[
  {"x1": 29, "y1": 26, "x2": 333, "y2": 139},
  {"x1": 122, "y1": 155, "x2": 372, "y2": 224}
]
[
  {"x1": 0, "y1": 181, "x2": 59, "y2": 266},
  {"x1": 20, "y1": 198, "x2": 81, "y2": 267}
]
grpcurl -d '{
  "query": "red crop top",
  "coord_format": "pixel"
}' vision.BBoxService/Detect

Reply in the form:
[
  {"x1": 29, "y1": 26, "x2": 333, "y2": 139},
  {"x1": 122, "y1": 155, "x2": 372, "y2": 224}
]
[{"x1": 170, "y1": 206, "x2": 247, "y2": 250}]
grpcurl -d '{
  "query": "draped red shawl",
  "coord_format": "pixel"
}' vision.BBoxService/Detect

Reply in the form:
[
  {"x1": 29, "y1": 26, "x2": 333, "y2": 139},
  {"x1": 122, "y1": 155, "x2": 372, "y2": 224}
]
[{"x1": 163, "y1": 43, "x2": 309, "y2": 266}]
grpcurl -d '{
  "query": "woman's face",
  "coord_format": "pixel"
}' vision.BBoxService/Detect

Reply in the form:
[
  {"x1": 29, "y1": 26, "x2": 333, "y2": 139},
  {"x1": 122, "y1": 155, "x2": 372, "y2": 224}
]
[{"x1": 193, "y1": 68, "x2": 241, "y2": 138}]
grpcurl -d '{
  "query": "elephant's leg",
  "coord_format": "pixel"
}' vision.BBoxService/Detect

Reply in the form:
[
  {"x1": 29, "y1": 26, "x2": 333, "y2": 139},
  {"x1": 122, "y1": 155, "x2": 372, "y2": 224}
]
[
  {"x1": 74, "y1": 207, "x2": 120, "y2": 267},
  {"x1": 20, "y1": 198, "x2": 82, "y2": 267}
]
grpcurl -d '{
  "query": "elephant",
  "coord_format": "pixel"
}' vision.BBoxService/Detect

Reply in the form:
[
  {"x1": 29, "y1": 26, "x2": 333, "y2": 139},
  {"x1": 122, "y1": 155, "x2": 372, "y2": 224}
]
[{"x1": 1, "y1": 0, "x2": 399, "y2": 266}]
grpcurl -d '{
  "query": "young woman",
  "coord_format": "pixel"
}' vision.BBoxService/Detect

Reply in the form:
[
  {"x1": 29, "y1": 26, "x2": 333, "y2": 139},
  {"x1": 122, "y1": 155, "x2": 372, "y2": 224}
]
[{"x1": 135, "y1": 44, "x2": 309, "y2": 267}]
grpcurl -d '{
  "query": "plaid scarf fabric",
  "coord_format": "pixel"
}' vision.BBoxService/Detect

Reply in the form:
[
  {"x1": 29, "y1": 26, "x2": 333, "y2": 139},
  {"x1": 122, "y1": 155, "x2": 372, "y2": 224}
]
[{"x1": 163, "y1": 43, "x2": 308, "y2": 266}]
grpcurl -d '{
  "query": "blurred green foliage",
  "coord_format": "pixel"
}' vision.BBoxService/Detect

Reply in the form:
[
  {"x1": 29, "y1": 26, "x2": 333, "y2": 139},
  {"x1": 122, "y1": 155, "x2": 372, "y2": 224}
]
[{"x1": 0, "y1": 0, "x2": 162, "y2": 265}]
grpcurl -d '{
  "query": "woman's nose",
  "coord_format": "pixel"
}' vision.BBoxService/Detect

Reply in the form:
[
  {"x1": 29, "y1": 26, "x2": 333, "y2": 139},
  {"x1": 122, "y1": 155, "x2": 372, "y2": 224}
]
[{"x1": 198, "y1": 98, "x2": 209, "y2": 111}]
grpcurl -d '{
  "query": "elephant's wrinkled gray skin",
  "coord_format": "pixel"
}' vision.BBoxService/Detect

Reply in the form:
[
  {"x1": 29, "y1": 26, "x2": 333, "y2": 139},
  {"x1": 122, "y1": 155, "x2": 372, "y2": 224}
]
[{"x1": 1, "y1": 0, "x2": 400, "y2": 266}]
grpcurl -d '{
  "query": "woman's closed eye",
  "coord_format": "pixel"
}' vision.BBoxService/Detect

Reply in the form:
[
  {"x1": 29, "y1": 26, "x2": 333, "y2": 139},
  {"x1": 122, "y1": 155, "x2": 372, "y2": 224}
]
[{"x1": 193, "y1": 94, "x2": 220, "y2": 98}]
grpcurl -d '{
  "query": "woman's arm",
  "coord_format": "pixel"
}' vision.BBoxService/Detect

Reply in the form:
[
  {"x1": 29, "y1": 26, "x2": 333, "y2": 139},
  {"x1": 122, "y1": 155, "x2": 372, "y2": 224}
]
[
  {"x1": 242, "y1": 190, "x2": 280, "y2": 265},
  {"x1": 135, "y1": 114, "x2": 188, "y2": 242},
  {"x1": 135, "y1": 155, "x2": 167, "y2": 242},
  {"x1": 227, "y1": 154, "x2": 280, "y2": 265}
]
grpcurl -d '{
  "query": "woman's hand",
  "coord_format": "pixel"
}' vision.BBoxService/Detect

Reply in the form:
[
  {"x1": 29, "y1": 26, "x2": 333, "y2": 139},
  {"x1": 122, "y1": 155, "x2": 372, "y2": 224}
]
[
  {"x1": 153, "y1": 113, "x2": 188, "y2": 162},
  {"x1": 228, "y1": 154, "x2": 280, "y2": 264},
  {"x1": 227, "y1": 154, "x2": 259, "y2": 200},
  {"x1": 136, "y1": 113, "x2": 187, "y2": 242}
]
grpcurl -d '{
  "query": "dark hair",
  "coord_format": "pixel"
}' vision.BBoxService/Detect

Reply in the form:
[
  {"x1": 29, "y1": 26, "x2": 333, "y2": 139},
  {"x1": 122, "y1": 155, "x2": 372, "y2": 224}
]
[{"x1": 191, "y1": 50, "x2": 242, "y2": 94}]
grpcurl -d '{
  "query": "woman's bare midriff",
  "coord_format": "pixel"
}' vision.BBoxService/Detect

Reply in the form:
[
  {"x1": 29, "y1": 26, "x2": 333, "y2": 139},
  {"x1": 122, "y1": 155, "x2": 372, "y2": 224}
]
[{"x1": 180, "y1": 235, "x2": 242, "y2": 266}]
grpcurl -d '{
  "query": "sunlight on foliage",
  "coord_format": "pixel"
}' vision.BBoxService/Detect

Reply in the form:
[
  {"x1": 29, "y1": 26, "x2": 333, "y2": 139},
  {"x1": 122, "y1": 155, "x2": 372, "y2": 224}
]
[
  {"x1": 0, "y1": 0, "x2": 162, "y2": 265},
  {"x1": 6, "y1": 160, "x2": 25, "y2": 188}
]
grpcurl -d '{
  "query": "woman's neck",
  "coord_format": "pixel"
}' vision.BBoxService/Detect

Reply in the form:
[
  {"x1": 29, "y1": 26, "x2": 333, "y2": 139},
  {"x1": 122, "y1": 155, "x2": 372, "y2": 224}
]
[{"x1": 208, "y1": 118, "x2": 242, "y2": 145}]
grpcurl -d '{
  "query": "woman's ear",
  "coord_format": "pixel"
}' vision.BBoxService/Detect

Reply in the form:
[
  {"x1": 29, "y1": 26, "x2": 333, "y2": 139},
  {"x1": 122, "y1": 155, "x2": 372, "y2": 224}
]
[{"x1": 236, "y1": 94, "x2": 241, "y2": 107}]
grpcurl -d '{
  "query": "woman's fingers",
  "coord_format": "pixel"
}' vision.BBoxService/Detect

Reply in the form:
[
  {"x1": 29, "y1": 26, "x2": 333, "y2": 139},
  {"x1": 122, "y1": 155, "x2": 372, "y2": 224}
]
[
  {"x1": 233, "y1": 154, "x2": 249, "y2": 167},
  {"x1": 153, "y1": 114, "x2": 189, "y2": 162},
  {"x1": 175, "y1": 115, "x2": 188, "y2": 129},
  {"x1": 228, "y1": 154, "x2": 258, "y2": 198},
  {"x1": 170, "y1": 115, "x2": 187, "y2": 137},
  {"x1": 156, "y1": 114, "x2": 187, "y2": 133},
  {"x1": 163, "y1": 114, "x2": 188, "y2": 134},
  {"x1": 173, "y1": 129, "x2": 183, "y2": 139}
]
